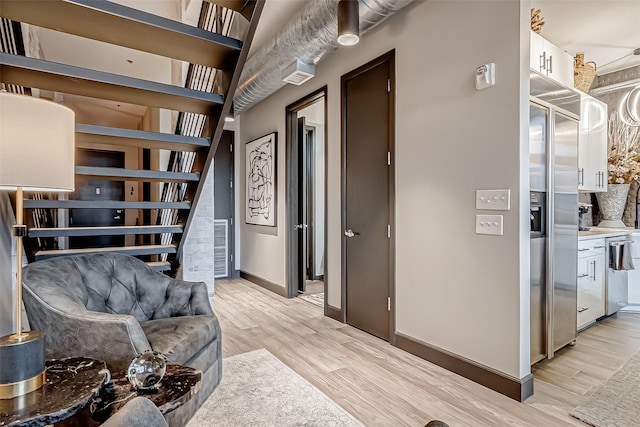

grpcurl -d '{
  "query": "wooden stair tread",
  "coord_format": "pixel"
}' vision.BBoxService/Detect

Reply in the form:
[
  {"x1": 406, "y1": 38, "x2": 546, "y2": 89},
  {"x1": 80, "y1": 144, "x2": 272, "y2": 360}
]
[
  {"x1": 35, "y1": 245, "x2": 177, "y2": 260},
  {"x1": 0, "y1": 0, "x2": 242, "y2": 70},
  {"x1": 29, "y1": 225, "x2": 183, "y2": 238},
  {"x1": 146, "y1": 261, "x2": 172, "y2": 271},
  {"x1": 76, "y1": 124, "x2": 211, "y2": 151},
  {"x1": 75, "y1": 166, "x2": 200, "y2": 182},
  {"x1": 24, "y1": 200, "x2": 191, "y2": 209},
  {"x1": 0, "y1": 53, "x2": 224, "y2": 115}
]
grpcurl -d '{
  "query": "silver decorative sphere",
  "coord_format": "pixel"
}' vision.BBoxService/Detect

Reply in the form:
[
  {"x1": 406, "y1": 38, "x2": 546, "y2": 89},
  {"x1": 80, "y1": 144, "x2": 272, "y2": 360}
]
[{"x1": 127, "y1": 351, "x2": 166, "y2": 391}]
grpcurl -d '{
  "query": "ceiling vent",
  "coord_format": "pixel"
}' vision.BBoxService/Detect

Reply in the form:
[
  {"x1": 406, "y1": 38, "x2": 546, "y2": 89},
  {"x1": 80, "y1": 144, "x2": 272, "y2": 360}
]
[{"x1": 282, "y1": 60, "x2": 315, "y2": 86}]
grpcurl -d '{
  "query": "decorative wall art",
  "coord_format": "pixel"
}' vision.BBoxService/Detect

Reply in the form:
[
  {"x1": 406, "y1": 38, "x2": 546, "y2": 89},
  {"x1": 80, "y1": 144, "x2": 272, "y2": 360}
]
[{"x1": 246, "y1": 132, "x2": 277, "y2": 226}]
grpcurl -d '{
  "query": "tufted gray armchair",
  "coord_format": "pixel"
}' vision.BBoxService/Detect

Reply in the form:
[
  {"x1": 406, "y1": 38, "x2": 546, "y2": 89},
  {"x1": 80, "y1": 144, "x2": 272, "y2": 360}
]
[{"x1": 21, "y1": 253, "x2": 222, "y2": 427}]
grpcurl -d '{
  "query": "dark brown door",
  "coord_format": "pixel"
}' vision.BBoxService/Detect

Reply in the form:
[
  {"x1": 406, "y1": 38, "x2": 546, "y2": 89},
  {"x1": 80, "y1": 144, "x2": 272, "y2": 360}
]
[
  {"x1": 70, "y1": 148, "x2": 125, "y2": 249},
  {"x1": 343, "y1": 54, "x2": 393, "y2": 340}
]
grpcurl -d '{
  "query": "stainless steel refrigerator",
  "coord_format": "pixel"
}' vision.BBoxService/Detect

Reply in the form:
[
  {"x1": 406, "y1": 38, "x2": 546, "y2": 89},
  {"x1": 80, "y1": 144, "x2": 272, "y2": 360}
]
[{"x1": 529, "y1": 99, "x2": 579, "y2": 364}]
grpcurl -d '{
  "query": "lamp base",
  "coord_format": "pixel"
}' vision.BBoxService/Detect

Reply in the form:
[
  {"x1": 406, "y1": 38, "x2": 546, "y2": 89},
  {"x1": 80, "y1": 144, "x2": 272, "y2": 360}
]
[{"x1": 0, "y1": 331, "x2": 46, "y2": 399}]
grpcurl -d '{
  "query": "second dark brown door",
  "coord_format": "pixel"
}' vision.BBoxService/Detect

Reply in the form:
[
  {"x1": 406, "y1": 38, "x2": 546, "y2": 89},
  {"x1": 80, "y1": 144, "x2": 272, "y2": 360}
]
[
  {"x1": 70, "y1": 148, "x2": 125, "y2": 249},
  {"x1": 343, "y1": 54, "x2": 393, "y2": 340}
]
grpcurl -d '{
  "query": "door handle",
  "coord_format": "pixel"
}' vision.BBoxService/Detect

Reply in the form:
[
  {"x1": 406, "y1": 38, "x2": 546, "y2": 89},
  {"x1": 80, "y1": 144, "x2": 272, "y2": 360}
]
[
  {"x1": 578, "y1": 307, "x2": 589, "y2": 313},
  {"x1": 540, "y1": 52, "x2": 546, "y2": 71},
  {"x1": 344, "y1": 229, "x2": 359, "y2": 238},
  {"x1": 294, "y1": 224, "x2": 308, "y2": 230}
]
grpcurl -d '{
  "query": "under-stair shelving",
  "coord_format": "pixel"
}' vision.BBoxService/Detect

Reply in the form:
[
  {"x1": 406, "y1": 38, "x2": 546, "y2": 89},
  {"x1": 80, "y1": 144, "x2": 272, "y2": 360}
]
[{"x1": 0, "y1": 0, "x2": 264, "y2": 272}]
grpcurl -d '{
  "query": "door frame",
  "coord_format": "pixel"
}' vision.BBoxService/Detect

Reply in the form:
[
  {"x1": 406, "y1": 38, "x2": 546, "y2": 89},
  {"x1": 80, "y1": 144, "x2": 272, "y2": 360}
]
[
  {"x1": 213, "y1": 130, "x2": 236, "y2": 278},
  {"x1": 305, "y1": 125, "x2": 317, "y2": 281},
  {"x1": 285, "y1": 87, "x2": 328, "y2": 312},
  {"x1": 340, "y1": 50, "x2": 396, "y2": 342}
]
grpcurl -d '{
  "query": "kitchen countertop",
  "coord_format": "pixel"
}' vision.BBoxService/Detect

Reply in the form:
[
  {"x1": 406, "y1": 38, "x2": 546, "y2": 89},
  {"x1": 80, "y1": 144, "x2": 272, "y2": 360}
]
[{"x1": 579, "y1": 227, "x2": 637, "y2": 239}]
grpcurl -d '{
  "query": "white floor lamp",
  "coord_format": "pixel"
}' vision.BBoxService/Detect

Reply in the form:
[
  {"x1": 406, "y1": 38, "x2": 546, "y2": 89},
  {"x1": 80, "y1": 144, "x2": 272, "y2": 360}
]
[{"x1": 0, "y1": 91, "x2": 75, "y2": 399}]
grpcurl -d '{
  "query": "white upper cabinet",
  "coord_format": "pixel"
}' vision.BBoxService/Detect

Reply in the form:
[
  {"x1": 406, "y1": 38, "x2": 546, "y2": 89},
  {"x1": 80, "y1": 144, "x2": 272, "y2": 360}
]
[
  {"x1": 530, "y1": 31, "x2": 574, "y2": 88},
  {"x1": 578, "y1": 94, "x2": 608, "y2": 192}
]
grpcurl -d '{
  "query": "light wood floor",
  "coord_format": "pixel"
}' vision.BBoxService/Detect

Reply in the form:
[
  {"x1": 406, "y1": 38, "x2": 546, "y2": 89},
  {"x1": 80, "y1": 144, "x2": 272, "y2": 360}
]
[
  {"x1": 299, "y1": 279, "x2": 324, "y2": 295},
  {"x1": 214, "y1": 278, "x2": 640, "y2": 426}
]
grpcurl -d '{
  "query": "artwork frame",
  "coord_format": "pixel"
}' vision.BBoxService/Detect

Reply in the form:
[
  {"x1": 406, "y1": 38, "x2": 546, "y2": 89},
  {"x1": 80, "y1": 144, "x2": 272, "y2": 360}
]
[{"x1": 245, "y1": 132, "x2": 277, "y2": 227}]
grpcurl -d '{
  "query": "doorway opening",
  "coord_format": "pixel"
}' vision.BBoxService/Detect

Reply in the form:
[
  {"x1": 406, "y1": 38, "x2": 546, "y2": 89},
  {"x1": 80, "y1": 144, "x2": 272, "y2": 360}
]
[
  {"x1": 286, "y1": 88, "x2": 327, "y2": 311},
  {"x1": 213, "y1": 130, "x2": 236, "y2": 279}
]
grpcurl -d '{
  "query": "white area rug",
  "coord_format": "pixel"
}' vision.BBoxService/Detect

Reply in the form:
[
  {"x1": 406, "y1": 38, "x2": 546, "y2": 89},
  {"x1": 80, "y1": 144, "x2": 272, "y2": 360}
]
[
  {"x1": 298, "y1": 292, "x2": 324, "y2": 308},
  {"x1": 570, "y1": 348, "x2": 640, "y2": 426},
  {"x1": 187, "y1": 349, "x2": 362, "y2": 427}
]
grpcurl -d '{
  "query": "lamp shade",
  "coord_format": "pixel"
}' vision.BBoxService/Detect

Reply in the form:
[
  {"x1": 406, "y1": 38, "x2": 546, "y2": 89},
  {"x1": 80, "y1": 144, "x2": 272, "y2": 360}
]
[{"x1": 0, "y1": 92, "x2": 75, "y2": 191}]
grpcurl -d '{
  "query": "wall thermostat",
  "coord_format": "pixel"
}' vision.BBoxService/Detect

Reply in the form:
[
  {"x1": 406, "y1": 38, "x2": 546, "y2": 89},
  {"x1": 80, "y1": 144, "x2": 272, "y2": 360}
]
[{"x1": 475, "y1": 63, "x2": 496, "y2": 90}]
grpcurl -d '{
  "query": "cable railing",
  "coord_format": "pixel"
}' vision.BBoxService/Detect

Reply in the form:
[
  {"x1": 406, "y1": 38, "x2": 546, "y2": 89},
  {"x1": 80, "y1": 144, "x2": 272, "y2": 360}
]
[{"x1": 156, "y1": 3, "x2": 236, "y2": 262}]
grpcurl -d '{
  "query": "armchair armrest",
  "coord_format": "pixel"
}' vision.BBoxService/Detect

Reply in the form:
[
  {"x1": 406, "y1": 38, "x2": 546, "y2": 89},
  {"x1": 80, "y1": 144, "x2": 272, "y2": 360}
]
[
  {"x1": 153, "y1": 279, "x2": 213, "y2": 319},
  {"x1": 23, "y1": 288, "x2": 151, "y2": 375}
]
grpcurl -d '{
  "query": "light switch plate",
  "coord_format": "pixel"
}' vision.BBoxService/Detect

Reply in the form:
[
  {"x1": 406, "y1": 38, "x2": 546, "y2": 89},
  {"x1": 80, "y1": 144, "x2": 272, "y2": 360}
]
[
  {"x1": 476, "y1": 189, "x2": 510, "y2": 210},
  {"x1": 476, "y1": 214, "x2": 503, "y2": 235}
]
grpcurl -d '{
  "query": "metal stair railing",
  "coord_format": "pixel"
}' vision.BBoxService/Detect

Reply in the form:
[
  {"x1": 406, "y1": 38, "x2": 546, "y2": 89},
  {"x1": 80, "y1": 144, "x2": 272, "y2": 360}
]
[
  {"x1": 156, "y1": 3, "x2": 236, "y2": 263},
  {"x1": 1, "y1": 1, "x2": 263, "y2": 269}
]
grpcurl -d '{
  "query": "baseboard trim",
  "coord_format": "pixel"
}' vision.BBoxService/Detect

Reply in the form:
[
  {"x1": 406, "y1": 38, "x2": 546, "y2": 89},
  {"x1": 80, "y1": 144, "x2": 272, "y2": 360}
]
[
  {"x1": 394, "y1": 333, "x2": 534, "y2": 401},
  {"x1": 240, "y1": 271, "x2": 287, "y2": 298},
  {"x1": 326, "y1": 305, "x2": 342, "y2": 322}
]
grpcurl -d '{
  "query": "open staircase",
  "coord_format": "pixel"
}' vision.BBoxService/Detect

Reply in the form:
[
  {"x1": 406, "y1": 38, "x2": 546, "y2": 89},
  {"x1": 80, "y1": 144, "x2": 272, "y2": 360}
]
[{"x1": 0, "y1": 0, "x2": 263, "y2": 273}]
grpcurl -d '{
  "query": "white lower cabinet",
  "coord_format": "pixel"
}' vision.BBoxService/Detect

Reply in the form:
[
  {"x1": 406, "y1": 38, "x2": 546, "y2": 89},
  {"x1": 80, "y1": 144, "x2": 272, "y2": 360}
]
[{"x1": 577, "y1": 238, "x2": 606, "y2": 330}]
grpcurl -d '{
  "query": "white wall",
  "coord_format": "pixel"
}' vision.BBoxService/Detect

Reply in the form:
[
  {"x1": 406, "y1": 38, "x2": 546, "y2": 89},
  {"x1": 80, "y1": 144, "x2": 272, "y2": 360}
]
[
  {"x1": 239, "y1": 0, "x2": 530, "y2": 379},
  {"x1": 312, "y1": 122, "x2": 325, "y2": 278},
  {"x1": 180, "y1": 161, "x2": 216, "y2": 304},
  {"x1": 298, "y1": 100, "x2": 325, "y2": 278}
]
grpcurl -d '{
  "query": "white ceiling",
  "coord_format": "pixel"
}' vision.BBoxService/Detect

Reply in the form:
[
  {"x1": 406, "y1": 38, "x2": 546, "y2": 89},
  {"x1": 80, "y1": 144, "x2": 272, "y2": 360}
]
[
  {"x1": 248, "y1": 0, "x2": 307, "y2": 57},
  {"x1": 28, "y1": 0, "x2": 640, "y2": 128}
]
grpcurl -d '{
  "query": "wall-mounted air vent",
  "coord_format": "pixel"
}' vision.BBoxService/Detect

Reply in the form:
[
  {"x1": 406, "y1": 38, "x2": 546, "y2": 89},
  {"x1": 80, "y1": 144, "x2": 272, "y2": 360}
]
[
  {"x1": 282, "y1": 59, "x2": 315, "y2": 86},
  {"x1": 214, "y1": 219, "x2": 229, "y2": 278}
]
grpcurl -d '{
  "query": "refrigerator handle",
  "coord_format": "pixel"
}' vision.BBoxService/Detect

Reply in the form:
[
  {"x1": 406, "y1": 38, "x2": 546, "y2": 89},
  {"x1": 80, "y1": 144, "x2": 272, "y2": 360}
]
[{"x1": 546, "y1": 171, "x2": 555, "y2": 359}]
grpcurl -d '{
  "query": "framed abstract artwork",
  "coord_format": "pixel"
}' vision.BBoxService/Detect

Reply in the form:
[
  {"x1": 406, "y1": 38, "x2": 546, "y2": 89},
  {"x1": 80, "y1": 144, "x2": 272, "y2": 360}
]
[{"x1": 245, "y1": 132, "x2": 277, "y2": 226}]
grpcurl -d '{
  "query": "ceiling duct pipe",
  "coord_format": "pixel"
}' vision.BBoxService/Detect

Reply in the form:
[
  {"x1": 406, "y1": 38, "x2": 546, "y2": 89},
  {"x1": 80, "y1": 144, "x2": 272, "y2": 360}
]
[{"x1": 233, "y1": 0, "x2": 413, "y2": 112}]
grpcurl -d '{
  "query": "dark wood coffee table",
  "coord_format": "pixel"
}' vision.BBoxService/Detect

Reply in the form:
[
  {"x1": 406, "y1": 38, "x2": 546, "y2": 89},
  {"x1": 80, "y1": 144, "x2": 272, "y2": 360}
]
[
  {"x1": 90, "y1": 364, "x2": 201, "y2": 424},
  {"x1": 0, "y1": 357, "x2": 108, "y2": 427}
]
